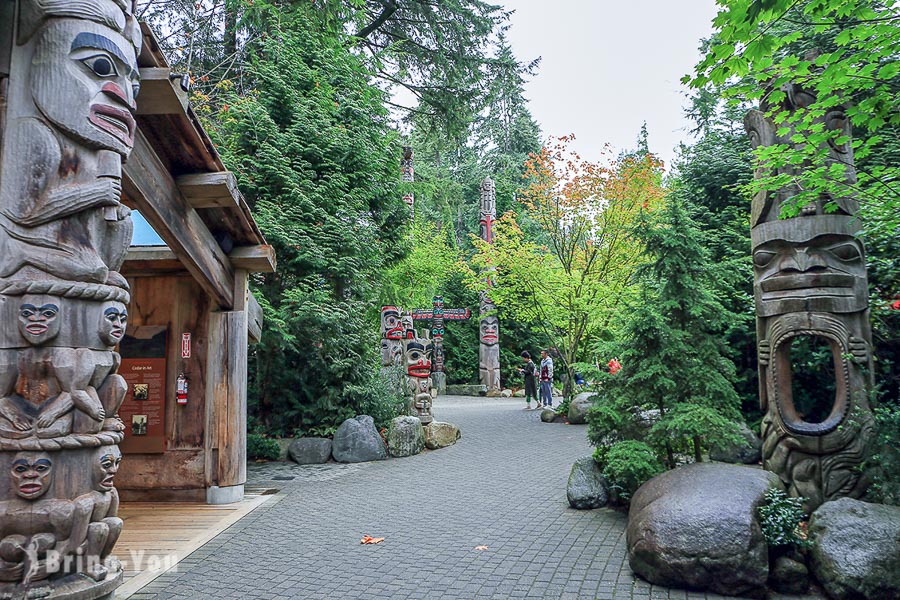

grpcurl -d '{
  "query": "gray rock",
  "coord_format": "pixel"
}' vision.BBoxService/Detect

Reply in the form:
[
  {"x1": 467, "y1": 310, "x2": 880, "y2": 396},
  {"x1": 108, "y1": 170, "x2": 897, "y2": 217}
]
[
  {"x1": 446, "y1": 384, "x2": 487, "y2": 396},
  {"x1": 387, "y1": 416, "x2": 425, "y2": 458},
  {"x1": 627, "y1": 462, "x2": 781, "y2": 599},
  {"x1": 288, "y1": 437, "x2": 332, "y2": 464},
  {"x1": 500, "y1": 389, "x2": 513, "y2": 398},
  {"x1": 710, "y1": 421, "x2": 762, "y2": 465},
  {"x1": 567, "y1": 392, "x2": 596, "y2": 425},
  {"x1": 769, "y1": 556, "x2": 810, "y2": 595},
  {"x1": 331, "y1": 415, "x2": 387, "y2": 463},
  {"x1": 540, "y1": 408, "x2": 557, "y2": 423},
  {"x1": 423, "y1": 421, "x2": 461, "y2": 450},
  {"x1": 809, "y1": 497, "x2": 900, "y2": 600},
  {"x1": 567, "y1": 456, "x2": 608, "y2": 509},
  {"x1": 513, "y1": 389, "x2": 525, "y2": 398}
]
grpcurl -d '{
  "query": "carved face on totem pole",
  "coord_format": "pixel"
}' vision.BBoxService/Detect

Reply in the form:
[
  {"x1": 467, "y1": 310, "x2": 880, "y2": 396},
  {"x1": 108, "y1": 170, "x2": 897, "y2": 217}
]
[
  {"x1": 479, "y1": 177, "x2": 496, "y2": 243},
  {"x1": 91, "y1": 445, "x2": 121, "y2": 493},
  {"x1": 98, "y1": 303, "x2": 127, "y2": 347},
  {"x1": 18, "y1": 301, "x2": 61, "y2": 345},
  {"x1": 404, "y1": 336, "x2": 433, "y2": 424},
  {"x1": 745, "y1": 81, "x2": 875, "y2": 509},
  {"x1": 31, "y1": 20, "x2": 140, "y2": 156},
  {"x1": 10, "y1": 452, "x2": 53, "y2": 500}
]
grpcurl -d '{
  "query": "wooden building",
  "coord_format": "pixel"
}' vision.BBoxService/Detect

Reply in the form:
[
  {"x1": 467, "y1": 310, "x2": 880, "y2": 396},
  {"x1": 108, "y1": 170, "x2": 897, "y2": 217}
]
[{"x1": 115, "y1": 24, "x2": 275, "y2": 504}]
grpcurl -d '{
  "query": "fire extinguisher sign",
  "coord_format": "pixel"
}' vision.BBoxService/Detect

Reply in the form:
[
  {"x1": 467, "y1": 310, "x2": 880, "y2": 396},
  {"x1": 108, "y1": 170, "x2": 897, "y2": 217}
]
[{"x1": 181, "y1": 333, "x2": 191, "y2": 359}]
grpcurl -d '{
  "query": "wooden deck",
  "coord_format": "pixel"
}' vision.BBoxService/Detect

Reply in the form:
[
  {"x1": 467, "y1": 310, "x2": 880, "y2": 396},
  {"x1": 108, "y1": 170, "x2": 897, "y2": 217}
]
[{"x1": 113, "y1": 492, "x2": 274, "y2": 598}]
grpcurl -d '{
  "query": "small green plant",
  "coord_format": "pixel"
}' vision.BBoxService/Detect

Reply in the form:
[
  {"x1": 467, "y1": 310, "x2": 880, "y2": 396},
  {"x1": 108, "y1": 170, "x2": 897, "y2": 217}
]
[
  {"x1": 345, "y1": 366, "x2": 407, "y2": 430},
  {"x1": 247, "y1": 433, "x2": 281, "y2": 461},
  {"x1": 601, "y1": 440, "x2": 664, "y2": 503},
  {"x1": 556, "y1": 396, "x2": 571, "y2": 416},
  {"x1": 757, "y1": 488, "x2": 810, "y2": 548}
]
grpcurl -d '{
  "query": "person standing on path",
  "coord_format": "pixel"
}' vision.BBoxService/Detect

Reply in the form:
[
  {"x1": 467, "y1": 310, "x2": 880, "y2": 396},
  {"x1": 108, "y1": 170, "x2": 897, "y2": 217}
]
[
  {"x1": 517, "y1": 351, "x2": 538, "y2": 409},
  {"x1": 539, "y1": 349, "x2": 554, "y2": 408}
]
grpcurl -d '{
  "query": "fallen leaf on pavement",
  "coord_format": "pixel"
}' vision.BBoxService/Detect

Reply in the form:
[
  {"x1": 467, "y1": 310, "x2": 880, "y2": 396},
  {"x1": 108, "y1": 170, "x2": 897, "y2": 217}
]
[
  {"x1": 474, "y1": 545, "x2": 489, "y2": 550},
  {"x1": 360, "y1": 535, "x2": 385, "y2": 544}
]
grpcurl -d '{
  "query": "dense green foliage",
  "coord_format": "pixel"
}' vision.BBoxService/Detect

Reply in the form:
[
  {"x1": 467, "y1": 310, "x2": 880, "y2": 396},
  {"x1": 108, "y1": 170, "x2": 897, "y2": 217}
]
[
  {"x1": 758, "y1": 488, "x2": 810, "y2": 548},
  {"x1": 247, "y1": 433, "x2": 282, "y2": 461},
  {"x1": 593, "y1": 440, "x2": 664, "y2": 503},
  {"x1": 587, "y1": 200, "x2": 744, "y2": 467}
]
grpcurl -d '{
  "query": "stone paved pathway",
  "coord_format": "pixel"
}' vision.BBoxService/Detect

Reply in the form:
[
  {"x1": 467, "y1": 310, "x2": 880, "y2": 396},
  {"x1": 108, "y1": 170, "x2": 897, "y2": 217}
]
[{"x1": 128, "y1": 396, "x2": 744, "y2": 600}]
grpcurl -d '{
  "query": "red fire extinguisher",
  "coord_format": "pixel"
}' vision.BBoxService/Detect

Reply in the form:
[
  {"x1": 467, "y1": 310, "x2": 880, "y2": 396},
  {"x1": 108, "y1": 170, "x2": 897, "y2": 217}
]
[{"x1": 176, "y1": 372, "x2": 188, "y2": 405}]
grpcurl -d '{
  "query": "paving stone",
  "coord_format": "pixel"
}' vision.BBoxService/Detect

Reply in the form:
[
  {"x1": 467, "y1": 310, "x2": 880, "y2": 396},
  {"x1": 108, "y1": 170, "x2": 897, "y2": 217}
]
[{"x1": 128, "y1": 395, "x2": 739, "y2": 600}]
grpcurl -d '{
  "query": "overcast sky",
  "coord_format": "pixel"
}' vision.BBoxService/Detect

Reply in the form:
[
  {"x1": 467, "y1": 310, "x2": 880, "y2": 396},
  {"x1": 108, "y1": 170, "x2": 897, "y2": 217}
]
[{"x1": 502, "y1": 0, "x2": 720, "y2": 170}]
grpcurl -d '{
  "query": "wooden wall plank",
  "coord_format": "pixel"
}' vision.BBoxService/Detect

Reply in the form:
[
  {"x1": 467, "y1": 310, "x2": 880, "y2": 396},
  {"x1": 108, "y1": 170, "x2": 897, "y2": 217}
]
[
  {"x1": 123, "y1": 129, "x2": 235, "y2": 308},
  {"x1": 248, "y1": 293, "x2": 263, "y2": 344}
]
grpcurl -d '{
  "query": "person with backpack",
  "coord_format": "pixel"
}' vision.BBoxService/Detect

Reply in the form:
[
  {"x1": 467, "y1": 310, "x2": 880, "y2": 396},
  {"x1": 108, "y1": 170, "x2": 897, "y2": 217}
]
[
  {"x1": 539, "y1": 349, "x2": 554, "y2": 408},
  {"x1": 517, "y1": 351, "x2": 538, "y2": 409}
]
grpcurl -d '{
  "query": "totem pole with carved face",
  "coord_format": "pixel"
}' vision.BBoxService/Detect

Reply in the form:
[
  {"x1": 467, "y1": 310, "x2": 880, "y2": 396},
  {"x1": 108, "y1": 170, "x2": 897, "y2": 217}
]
[
  {"x1": 0, "y1": 1, "x2": 137, "y2": 595},
  {"x1": 745, "y1": 82, "x2": 875, "y2": 510},
  {"x1": 402, "y1": 320, "x2": 433, "y2": 425},
  {"x1": 478, "y1": 177, "x2": 501, "y2": 394},
  {"x1": 401, "y1": 146, "x2": 414, "y2": 217}
]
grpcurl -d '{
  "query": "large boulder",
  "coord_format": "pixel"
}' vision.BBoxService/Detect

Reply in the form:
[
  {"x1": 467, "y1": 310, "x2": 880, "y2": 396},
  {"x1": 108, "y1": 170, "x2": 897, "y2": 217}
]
[
  {"x1": 288, "y1": 437, "x2": 332, "y2": 464},
  {"x1": 540, "y1": 408, "x2": 557, "y2": 423},
  {"x1": 567, "y1": 392, "x2": 595, "y2": 425},
  {"x1": 808, "y1": 497, "x2": 900, "y2": 600},
  {"x1": 710, "y1": 421, "x2": 762, "y2": 465},
  {"x1": 626, "y1": 463, "x2": 780, "y2": 599},
  {"x1": 331, "y1": 415, "x2": 388, "y2": 463},
  {"x1": 423, "y1": 421, "x2": 460, "y2": 450},
  {"x1": 387, "y1": 416, "x2": 425, "y2": 457},
  {"x1": 567, "y1": 456, "x2": 608, "y2": 509}
]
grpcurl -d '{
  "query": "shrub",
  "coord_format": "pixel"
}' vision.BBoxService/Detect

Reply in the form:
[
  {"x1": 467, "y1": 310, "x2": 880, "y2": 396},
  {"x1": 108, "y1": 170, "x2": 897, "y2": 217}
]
[
  {"x1": 248, "y1": 433, "x2": 281, "y2": 461},
  {"x1": 601, "y1": 440, "x2": 664, "y2": 502},
  {"x1": 757, "y1": 488, "x2": 810, "y2": 548},
  {"x1": 865, "y1": 402, "x2": 900, "y2": 506},
  {"x1": 345, "y1": 365, "x2": 407, "y2": 430},
  {"x1": 555, "y1": 396, "x2": 571, "y2": 416}
]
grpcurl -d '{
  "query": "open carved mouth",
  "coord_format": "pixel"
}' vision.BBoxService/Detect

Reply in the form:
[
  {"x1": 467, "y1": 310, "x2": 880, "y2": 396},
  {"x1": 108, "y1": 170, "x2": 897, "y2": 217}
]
[
  {"x1": 19, "y1": 483, "x2": 42, "y2": 495},
  {"x1": 25, "y1": 324, "x2": 48, "y2": 335},
  {"x1": 100, "y1": 476, "x2": 115, "y2": 489},
  {"x1": 772, "y1": 332, "x2": 849, "y2": 436},
  {"x1": 89, "y1": 103, "x2": 136, "y2": 145},
  {"x1": 482, "y1": 334, "x2": 498, "y2": 343},
  {"x1": 110, "y1": 327, "x2": 124, "y2": 339},
  {"x1": 408, "y1": 365, "x2": 431, "y2": 377}
]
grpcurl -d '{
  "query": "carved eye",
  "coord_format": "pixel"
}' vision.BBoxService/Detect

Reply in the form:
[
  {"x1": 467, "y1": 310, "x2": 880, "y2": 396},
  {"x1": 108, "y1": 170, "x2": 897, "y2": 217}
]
[
  {"x1": 40, "y1": 308, "x2": 57, "y2": 319},
  {"x1": 13, "y1": 465, "x2": 27, "y2": 473},
  {"x1": 132, "y1": 82, "x2": 141, "y2": 100},
  {"x1": 753, "y1": 250, "x2": 776, "y2": 267},
  {"x1": 34, "y1": 464, "x2": 49, "y2": 473},
  {"x1": 81, "y1": 54, "x2": 118, "y2": 77},
  {"x1": 828, "y1": 243, "x2": 861, "y2": 261},
  {"x1": 20, "y1": 309, "x2": 35, "y2": 318}
]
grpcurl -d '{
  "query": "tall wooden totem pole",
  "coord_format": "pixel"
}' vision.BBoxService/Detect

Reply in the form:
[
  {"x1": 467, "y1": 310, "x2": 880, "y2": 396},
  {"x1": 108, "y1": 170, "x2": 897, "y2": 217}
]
[
  {"x1": 400, "y1": 313, "x2": 433, "y2": 424},
  {"x1": 745, "y1": 82, "x2": 875, "y2": 510},
  {"x1": 478, "y1": 177, "x2": 501, "y2": 395},
  {"x1": 401, "y1": 146, "x2": 414, "y2": 217},
  {"x1": 0, "y1": 1, "x2": 139, "y2": 596}
]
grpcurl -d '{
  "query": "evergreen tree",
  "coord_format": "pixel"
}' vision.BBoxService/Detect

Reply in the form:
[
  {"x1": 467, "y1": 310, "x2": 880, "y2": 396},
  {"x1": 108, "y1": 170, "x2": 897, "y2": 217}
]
[
  {"x1": 588, "y1": 199, "x2": 743, "y2": 467},
  {"x1": 207, "y1": 4, "x2": 406, "y2": 435}
]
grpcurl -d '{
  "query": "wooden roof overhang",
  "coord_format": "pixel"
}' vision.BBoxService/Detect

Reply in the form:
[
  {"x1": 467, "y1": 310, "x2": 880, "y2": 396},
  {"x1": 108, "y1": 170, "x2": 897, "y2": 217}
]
[{"x1": 121, "y1": 22, "x2": 275, "y2": 314}]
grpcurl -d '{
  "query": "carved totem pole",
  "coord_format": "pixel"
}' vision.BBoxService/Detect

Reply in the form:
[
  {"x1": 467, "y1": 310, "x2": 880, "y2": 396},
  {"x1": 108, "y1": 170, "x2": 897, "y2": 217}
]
[
  {"x1": 401, "y1": 315, "x2": 433, "y2": 424},
  {"x1": 478, "y1": 177, "x2": 501, "y2": 395},
  {"x1": 0, "y1": 1, "x2": 138, "y2": 596},
  {"x1": 380, "y1": 306, "x2": 403, "y2": 368},
  {"x1": 745, "y1": 83, "x2": 875, "y2": 510},
  {"x1": 410, "y1": 296, "x2": 471, "y2": 396},
  {"x1": 401, "y1": 146, "x2": 414, "y2": 217}
]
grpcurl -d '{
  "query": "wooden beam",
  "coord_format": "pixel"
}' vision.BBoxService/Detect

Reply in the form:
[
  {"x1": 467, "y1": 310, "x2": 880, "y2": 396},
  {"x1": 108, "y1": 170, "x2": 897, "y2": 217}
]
[
  {"x1": 136, "y1": 67, "x2": 189, "y2": 115},
  {"x1": 177, "y1": 172, "x2": 241, "y2": 210},
  {"x1": 228, "y1": 245, "x2": 276, "y2": 273},
  {"x1": 123, "y1": 129, "x2": 235, "y2": 308},
  {"x1": 248, "y1": 292, "x2": 263, "y2": 344}
]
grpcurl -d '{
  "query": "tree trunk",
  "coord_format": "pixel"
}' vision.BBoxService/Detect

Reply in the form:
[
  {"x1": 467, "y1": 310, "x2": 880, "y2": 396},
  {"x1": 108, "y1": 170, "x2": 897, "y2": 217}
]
[{"x1": 693, "y1": 436, "x2": 703, "y2": 463}]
